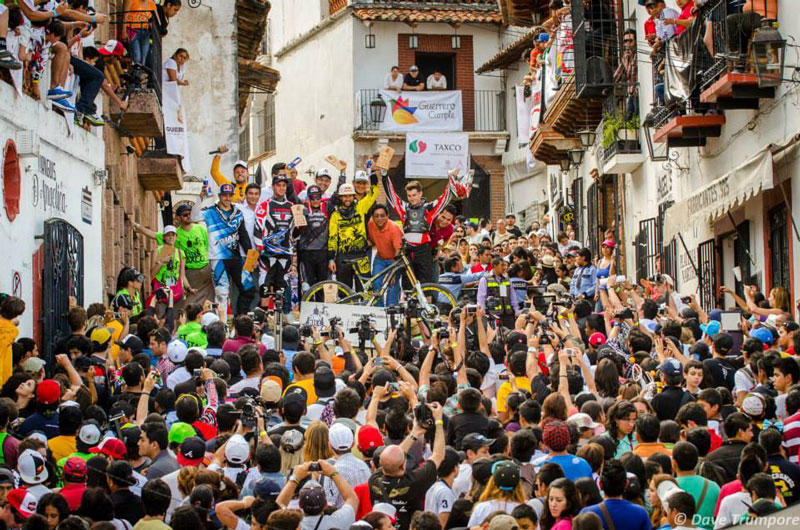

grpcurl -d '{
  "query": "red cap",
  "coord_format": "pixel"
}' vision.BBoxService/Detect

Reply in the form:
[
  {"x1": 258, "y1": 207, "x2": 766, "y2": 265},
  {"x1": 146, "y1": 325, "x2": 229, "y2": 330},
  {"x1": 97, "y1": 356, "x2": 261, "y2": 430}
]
[
  {"x1": 36, "y1": 379, "x2": 61, "y2": 405},
  {"x1": 63, "y1": 457, "x2": 88, "y2": 480},
  {"x1": 589, "y1": 332, "x2": 606, "y2": 348},
  {"x1": 89, "y1": 437, "x2": 127, "y2": 459},
  {"x1": 357, "y1": 425, "x2": 384, "y2": 454},
  {"x1": 7, "y1": 488, "x2": 37, "y2": 518},
  {"x1": 99, "y1": 39, "x2": 125, "y2": 56}
]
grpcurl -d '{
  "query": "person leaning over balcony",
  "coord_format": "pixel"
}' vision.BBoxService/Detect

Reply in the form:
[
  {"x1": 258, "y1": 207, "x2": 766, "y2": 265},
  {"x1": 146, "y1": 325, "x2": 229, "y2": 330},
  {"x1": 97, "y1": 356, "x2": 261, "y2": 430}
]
[
  {"x1": 154, "y1": 0, "x2": 181, "y2": 37},
  {"x1": 663, "y1": 0, "x2": 696, "y2": 36},
  {"x1": 123, "y1": 0, "x2": 157, "y2": 67},
  {"x1": 0, "y1": 4, "x2": 22, "y2": 70},
  {"x1": 403, "y1": 65, "x2": 424, "y2": 91},
  {"x1": 384, "y1": 65, "x2": 403, "y2": 91},
  {"x1": 426, "y1": 68, "x2": 447, "y2": 90},
  {"x1": 81, "y1": 42, "x2": 129, "y2": 118},
  {"x1": 614, "y1": 28, "x2": 639, "y2": 120},
  {"x1": 210, "y1": 145, "x2": 249, "y2": 203},
  {"x1": 163, "y1": 48, "x2": 189, "y2": 86}
]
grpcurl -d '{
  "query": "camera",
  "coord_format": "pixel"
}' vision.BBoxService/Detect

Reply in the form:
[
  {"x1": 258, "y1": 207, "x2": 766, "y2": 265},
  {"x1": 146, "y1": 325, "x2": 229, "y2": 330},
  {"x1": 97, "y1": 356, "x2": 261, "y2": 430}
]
[
  {"x1": 437, "y1": 328, "x2": 449, "y2": 340},
  {"x1": 466, "y1": 304, "x2": 478, "y2": 314},
  {"x1": 615, "y1": 308, "x2": 634, "y2": 320},
  {"x1": 350, "y1": 315, "x2": 376, "y2": 343},
  {"x1": 414, "y1": 400, "x2": 434, "y2": 429},
  {"x1": 386, "y1": 305, "x2": 405, "y2": 316},
  {"x1": 388, "y1": 382, "x2": 400, "y2": 392},
  {"x1": 681, "y1": 296, "x2": 692, "y2": 304},
  {"x1": 309, "y1": 462, "x2": 322, "y2": 472},
  {"x1": 155, "y1": 287, "x2": 169, "y2": 302},
  {"x1": 299, "y1": 324, "x2": 313, "y2": 338}
]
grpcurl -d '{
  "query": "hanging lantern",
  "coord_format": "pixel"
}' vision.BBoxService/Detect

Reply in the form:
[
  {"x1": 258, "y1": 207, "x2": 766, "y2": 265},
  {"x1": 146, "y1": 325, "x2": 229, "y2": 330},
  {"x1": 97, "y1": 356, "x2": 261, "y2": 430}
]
[
  {"x1": 558, "y1": 158, "x2": 571, "y2": 171},
  {"x1": 568, "y1": 148, "x2": 584, "y2": 166},
  {"x1": 643, "y1": 115, "x2": 669, "y2": 162},
  {"x1": 365, "y1": 33, "x2": 376, "y2": 49},
  {"x1": 369, "y1": 93, "x2": 387, "y2": 125},
  {"x1": 577, "y1": 128, "x2": 597, "y2": 149},
  {"x1": 409, "y1": 34, "x2": 419, "y2": 49},
  {"x1": 751, "y1": 21, "x2": 785, "y2": 88}
]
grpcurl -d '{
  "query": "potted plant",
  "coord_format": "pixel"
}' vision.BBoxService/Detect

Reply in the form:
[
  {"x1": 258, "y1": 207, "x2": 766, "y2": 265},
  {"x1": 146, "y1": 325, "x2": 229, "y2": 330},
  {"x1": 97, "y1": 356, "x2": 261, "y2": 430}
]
[{"x1": 602, "y1": 112, "x2": 640, "y2": 153}]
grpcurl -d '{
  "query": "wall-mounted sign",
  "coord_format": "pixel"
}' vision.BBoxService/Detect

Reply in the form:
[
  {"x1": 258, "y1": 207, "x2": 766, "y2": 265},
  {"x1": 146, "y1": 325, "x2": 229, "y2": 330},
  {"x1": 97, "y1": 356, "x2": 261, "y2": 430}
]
[
  {"x1": 405, "y1": 132, "x2": 469, "y2": 178},
  {"x1": 31, "y1": 155, "x2": 66, "y2": 214},
  {"x1": 379, "y1": 90, "x2": 463, "y2": 132},
  {"x1": 81, "y1": 187, "x2": 92, "y2": 225}
]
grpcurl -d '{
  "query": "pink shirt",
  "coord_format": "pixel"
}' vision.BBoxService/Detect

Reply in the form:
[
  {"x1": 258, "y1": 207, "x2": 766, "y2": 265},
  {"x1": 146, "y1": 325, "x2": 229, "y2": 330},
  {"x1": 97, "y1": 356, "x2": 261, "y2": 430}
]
[
  {"x1": 715, "y1": 479, "x2": 743, "y2": 517},
  {"x1": 552, "y1": 518, "x2": 573, "y2": 530}
]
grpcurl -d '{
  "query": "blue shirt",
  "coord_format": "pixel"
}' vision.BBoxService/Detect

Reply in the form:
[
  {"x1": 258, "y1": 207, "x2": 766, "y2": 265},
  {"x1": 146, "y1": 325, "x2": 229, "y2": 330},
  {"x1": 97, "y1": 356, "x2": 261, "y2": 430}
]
[
  {"x1": 580, "y1": 499, "x2": 651, "y2": 530},
  {"x1": 283, "y1": 348, "x2": 298, "y2": 380},
  {"x1": 438, "y1": 270, "x2": 486, "y2": 301},
  {"x1": 570, "y1": 265, "x2": 597, "y2": 298},
  {"x1": 545, "y1": 454, "x2": 594, "y2": 481}
]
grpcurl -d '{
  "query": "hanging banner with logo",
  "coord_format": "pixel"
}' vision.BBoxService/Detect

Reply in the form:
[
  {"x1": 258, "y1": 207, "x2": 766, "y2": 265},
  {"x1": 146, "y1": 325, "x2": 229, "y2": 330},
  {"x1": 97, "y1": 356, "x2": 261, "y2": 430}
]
[
  {"x1": 515, "y1": 86, "x2": 532, "y2": 147},
  {"x1": 379, "y1": 90, "x2": 462, "y2": 132},
  {"x1": 162, "y1": 81, "x2": 192, "y2": 173},
  {"x1": 529, "y1": 72, "x2": 543, "y2": 141},
  {"x1": 405, "y1": 133, "x2": 469, "y2": 178}
]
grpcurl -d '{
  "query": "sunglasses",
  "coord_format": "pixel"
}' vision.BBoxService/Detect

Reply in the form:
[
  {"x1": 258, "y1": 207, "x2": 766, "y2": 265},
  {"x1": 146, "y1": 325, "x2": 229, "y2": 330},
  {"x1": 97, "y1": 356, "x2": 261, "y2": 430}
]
[{"x1": 624, "y1": 39, "x2": 635, "y2": 43}]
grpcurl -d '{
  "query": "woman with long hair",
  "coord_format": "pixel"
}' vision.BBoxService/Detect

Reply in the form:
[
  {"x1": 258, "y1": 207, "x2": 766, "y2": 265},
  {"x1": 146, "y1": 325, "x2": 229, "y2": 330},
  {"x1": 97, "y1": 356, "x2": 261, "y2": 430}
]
[
  {"x1": 0, "y1": 372, "x2": 34, "y2": 411},
  {"x1": 594, "y1": 358, "x2": 620, "y2": 398},
  {"x1": 541, "y1": 393, "x2": 568, "y2": 423},
  {"x1": 605, "y1": 400, "x2": 637, "y2": 458},
  {"x1": 745, "y1": 285, "x2": 791, "y2": 318},
  {"x1": 540, "y1": 478, "x2": 581, "y2": 530},
  {"x1": 279, "y1": 430, "x2": 304, "y2": 476},
  {"x1": 467, "y1": 461, "x2": 526, "y2": 526},
  {"x1": 574, "y1": 477, "x2": 603, "y2": 508},
  {"x1": 647, "y1": 474, "x2": 678, "y2": 530},
  {"x1": 303, "y1": 421, "x2": 334, "y2": 463},
  {"x1": 595, "y1": 240, "x2": 616, "y2": 308},
  {"x1": 458, "y1": 238, "x2": 470, "y2": 265},
  {"x1": 36, "y1": 493, "x2": 69, "y2": 530}
]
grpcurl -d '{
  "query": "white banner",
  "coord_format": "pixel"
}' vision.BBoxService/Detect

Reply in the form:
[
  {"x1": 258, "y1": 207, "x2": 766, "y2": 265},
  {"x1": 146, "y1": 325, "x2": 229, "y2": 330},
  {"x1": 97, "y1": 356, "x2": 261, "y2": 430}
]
[
  {"x1": 529, "y1": 73, "x2": 543, "y2": 140},
  {"x1": 515, "y1": 86, "x2": 532, "y2": 147},
  {"x1": 379, "y1": 90, "x2": 462, "y2": 132},
  {"x1": 163, "y1": 80, "x2": 192, "y2": 173},
  {"x1": 299, "y1": 301, "x2": 389, "y2": 344},
  {"x1": 405, "y1": 132, "x2": 469, "y2": 178}
]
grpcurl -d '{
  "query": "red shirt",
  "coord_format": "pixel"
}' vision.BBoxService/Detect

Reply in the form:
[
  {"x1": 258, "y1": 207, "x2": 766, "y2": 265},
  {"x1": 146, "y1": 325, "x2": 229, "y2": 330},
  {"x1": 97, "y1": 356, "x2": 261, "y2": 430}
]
[
  {"x1": 471, "y1": 262, "x2": 492, "y2": 274},
  {"x1": 645, "y1": 17, "x2": 656, "y2": 38},
  {"x1": 676, "y1": 1, "x2": 694, "y2": 35},
  {"x1": 59, "y1": 483, "x2": 87, "y2": 511},
  {"x1": 222, "y1": 336, "x2": 266, "y2": 355},
  {"x1": 429, "y1": 223, "x2": 454, "y2": 250}
]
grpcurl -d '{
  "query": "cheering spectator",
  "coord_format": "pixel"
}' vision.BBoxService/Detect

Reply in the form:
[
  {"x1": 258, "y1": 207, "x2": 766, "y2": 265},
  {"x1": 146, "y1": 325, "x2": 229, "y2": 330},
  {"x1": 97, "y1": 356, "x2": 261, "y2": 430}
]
[{"x1": 402, "y1": 65, "x2": 424, "y2": 91}]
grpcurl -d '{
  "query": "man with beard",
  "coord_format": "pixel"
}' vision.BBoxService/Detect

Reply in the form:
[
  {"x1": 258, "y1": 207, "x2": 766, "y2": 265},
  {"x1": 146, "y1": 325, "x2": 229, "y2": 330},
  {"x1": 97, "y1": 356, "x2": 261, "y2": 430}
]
[{"x1": 328, "y1": 183, "x2": 377, "y2": 290}]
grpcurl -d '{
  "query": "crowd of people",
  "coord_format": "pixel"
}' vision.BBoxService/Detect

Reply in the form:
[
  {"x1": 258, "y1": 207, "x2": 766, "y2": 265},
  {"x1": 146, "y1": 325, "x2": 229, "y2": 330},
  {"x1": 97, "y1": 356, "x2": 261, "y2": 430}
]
[{"x1": 0, "y1": 136, "x2": 797, "y2": 530}]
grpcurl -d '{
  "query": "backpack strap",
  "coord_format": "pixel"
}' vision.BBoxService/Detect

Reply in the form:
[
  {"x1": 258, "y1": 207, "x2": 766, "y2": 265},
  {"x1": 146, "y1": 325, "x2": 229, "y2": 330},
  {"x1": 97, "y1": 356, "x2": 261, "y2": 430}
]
[
  {"x1": 599, "y1": 502, "x2": 616, "y2": 530},
  {"x1": 697, "y1": 478, "x2": 710, "y2": 511}
]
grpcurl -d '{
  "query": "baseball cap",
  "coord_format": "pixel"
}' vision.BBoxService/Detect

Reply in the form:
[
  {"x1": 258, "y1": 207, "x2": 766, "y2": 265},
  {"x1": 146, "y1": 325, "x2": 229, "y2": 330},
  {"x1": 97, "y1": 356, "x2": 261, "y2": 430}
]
[
  {"x1": 98, "y1": 39, "x2": 125, "y2": 56},
  {"x1": 62, "y1": 456, "x2": 88, "y2": 481},
  {"x1": 168, "y1": 340, "x2": 188, "y2": 363},
  {"x1": 700, "y1": 320, "x2": 721, "y2": 338},
  {"x1": 36, "y1": 379, "x2": 60, "y2": 405},
  {"x1": 7, "y1": 488, "x2": 37, "y2": 518},
  {"x1": 329, "y1": 423, "x2": 354, "y2": 452},
  {"x1": 742, "y1": 393, "x2": 766, "y2": 418},
  {"x1": 307, "y1": 185, "x2": 322, "y2": 198},
  {"x1": 338, "y1": 183, "x2": 355, "y2": 196},
  {"x1": 588, "y1": 332, "x2": 606, "y2": 348},
  {"x1": 282, "y1": 326, "x2": 300, "y2": 350},
  {"x1": 280, "y1": 429, "x2": 304, "y2": 454},
  {"x1": 409, "y1": 65, "x2": 419, "y2": 71},
  {"x1": 219, "y1": 183, "x2": 235, "y2": 195},
  {"x1": 17, "y1": 449, "x2": 48, "y2": 485},
  {"x1": 273, "y1": 173, "x2": 290, "y2": 185},
  {"x1": 282, "y1": 389, "x2": 308, "y2": 418},
  {"x1": 537, "y1": 33, "x2": 550, "y2": 43},
  {"x1": 175, "y1": 204, "x2": 192, "y2": 216},
  {"x1": 78, "y1": 422, "x2": 102, "y2": 446},
  {"x1": 313, "y1": 367, "x2": 336, "y2": 399},
  {"x1": 161, "y1": 225, "x2": 178, "y2": 236},
  {"x1": 315, "y1": 168, "x2": 331, "y2": 179},
  {"x1": 177, "y1": 436, "x2": 207, "y2": 466},
  {"x1": 505, "y1": 331, "x2": 528, "y2": 352},
  {"x1": 713, "y1": 332, "x2": 734, "y2": 355},
  {"x1": 357, "y1": 424, "x2": 384, "y2": 454},
  {"x1": 601, "y1": 239, "x2": 615, "y2": 248},
  {"x1": 0, "y1": 468, "x2": 15, "y2": 485},
  {"x1": 260, "y1": 379, "x2": 282, "y2": 404},
  {"x1": 117, "y1": 334, "x2": 144, "y2": 354},
  {"x1": 492, "y1": 460, "x2": 521, "y2": 491},
  {"x1": 489, "y1": 515, "x2": 519, "y2": 530},
  {"x1": 542, "y1": 420, "x2": 571, "y2": 452},
  {"x1": 750, "y1": 326, "x2": 774, "y2": 346},
  {"x1": 299, "y1": 480, "x2": 327, "y2": 515},
  {"x1": 234, "y1": 160, "x2": 248, "y2": 171},
  {"x1": 23, "y1": 357, "x2": 46, "y2": 374},
  {"x1": 169, "y1": 422, "x2": 197, "y2": 446},
  {"x1": 200, "y1": 311, "x2": 220, "y2": 328},
  {"x1": 371, "y1": 503, "x2": 397, "y2": 524},
  {"x1": 354, "y1": 170, "x2": 369, "y2": 182},
  {"x1": 567, "y1": 412, "x2": 600, "y2": 431},
  {"x1": 225, "y1": 434, "x2": 250, "y2": 465},
  {"x1": 253, "y1": 478, "x2": 282, "y2": 500},
  {"x1": 462, "y1": 433, "x2": 494, "y2": 452},
  {"x1": 89, "y1": 437, "x2": 127, "y2": 459},
  {"x1": 89, "y1": 326, "x2": 114, "y2": 347},
  {"x1": 660, "y1": 358, "x2": 682, "y2": 377}
]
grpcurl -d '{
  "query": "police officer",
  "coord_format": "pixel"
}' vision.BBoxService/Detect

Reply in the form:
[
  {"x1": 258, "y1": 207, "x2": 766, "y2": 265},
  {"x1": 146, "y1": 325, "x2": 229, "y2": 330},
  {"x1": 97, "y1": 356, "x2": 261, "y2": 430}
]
[{"x1": 476, "y1": 257, "x2": 519, "y2": 328}]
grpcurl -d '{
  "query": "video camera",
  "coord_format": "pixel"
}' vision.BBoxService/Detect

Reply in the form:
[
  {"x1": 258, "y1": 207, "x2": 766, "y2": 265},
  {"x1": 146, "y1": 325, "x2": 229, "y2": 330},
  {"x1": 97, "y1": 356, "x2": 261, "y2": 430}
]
[
  {"x1": 321, "y1": 317, "x2": 342, "y2": 340},
  {"x1": 239, "y1": 397, "x2": 272, "y2": 428},
  {"x1": 349, "y1": 315, "x2": 376, "y2": 343}
]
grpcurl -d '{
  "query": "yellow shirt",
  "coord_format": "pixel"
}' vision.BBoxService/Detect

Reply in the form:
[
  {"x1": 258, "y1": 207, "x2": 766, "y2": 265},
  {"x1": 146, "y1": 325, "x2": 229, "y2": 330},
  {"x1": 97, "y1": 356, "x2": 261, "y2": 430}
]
[
  {"x1": 283, "y1": 378, "x2": 317, "y2": 406},
  {"x1": 210, "y1": 156, "x2": 247, "y2": 203},
  {"x1": 107, "y1": 319, "x2": 124, "y2": 367},
  {"x1": 0, "y1": 319, "x2": 19, "y2": 386},
  {"x1": 496, "y1": 376, "x2": 532, "y2": 412},
  {"x1": 48, "y1": 435, "x2": 77, "y2": 462}
]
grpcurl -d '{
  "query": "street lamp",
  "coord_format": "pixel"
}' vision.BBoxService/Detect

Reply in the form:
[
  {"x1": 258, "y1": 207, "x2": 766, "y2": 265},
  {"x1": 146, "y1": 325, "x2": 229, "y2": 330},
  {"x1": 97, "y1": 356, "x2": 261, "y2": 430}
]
[
  {"x1": 751, "y1": 21, "x2": 785, "y2": 88},
  {"x1": 409, "y1": 33, "x2": 419, "y2": 49},
  {"x1": 369, "y1": 94, "x2": 387, "y2": 125},
  {"x1": 568, "y1": 148, "x2": 584, "y2": 166},
  {"x1": 577, "y1": 128, "x2": 596, "y2": 149},
  {"x1": 452, "y1": 34, "x2": 461, "y2": 49},
  {"x1": 558, "y1": 158, "x2": 571, "y2": 171}
]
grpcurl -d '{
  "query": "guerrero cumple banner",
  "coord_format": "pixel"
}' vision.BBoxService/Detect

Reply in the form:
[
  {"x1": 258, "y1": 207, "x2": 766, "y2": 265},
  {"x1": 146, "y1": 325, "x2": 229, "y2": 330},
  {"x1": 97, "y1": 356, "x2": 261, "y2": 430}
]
[
  {"x1": 379, "y1": 90, "x2": 463, "y2": 132},
  {"x1": 405, "y1": 133, "x2": 469, "y2": 178},
  {"x1": 163, "y1": 81, "x2": 192, "y2": 173}
]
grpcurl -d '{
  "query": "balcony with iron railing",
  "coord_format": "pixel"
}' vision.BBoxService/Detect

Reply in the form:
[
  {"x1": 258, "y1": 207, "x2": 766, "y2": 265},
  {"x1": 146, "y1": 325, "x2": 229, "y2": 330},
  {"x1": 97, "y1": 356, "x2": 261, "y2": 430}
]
[
  {"x1": 597, "y1": 84, "x2": 644, "y2": 174},
  {"x1": 355, "y1": 89, "x2": 506, "y2": 134}
]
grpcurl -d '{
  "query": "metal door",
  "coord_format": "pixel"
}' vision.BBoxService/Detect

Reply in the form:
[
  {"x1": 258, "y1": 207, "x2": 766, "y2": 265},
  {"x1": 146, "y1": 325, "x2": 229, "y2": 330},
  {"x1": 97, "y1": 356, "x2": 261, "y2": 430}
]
[
  {"x1": 769, "y1": 205, "x2": 790, "y2": 290},
  {"x1": 697, "y1": 238, "x2": 717, "y2": 311},
  {"x1": 636, "y1": 218, "x2": 658, "y2": 282},
  {"x1": 42, "y1": 219, "x2": 84, "y2": 367}
]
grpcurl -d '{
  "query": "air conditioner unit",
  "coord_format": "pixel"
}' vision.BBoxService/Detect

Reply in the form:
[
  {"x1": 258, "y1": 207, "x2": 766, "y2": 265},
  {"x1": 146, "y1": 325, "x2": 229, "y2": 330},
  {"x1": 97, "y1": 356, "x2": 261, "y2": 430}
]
[{"x1": 15, "y1": 131, "x2": 40, "y2": 157}]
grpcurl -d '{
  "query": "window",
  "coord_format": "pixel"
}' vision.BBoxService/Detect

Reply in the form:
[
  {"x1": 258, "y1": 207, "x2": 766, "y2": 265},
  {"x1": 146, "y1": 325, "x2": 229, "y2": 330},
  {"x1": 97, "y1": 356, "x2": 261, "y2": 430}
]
[
  {"x1": 260, "y1": 19, "x2": 272, "y2": 65},
  {"x1": 239, "y1": 118, "x2": 251, "y2": 162},
  {"x1": 259, "y1": 94, "x2": 276, "y2": 156},
  {"x1": 769, "y1": 205, "x2": 790, "y2": 291},
  {"x1": 571, "y1": 177, "x2": 584, "y2": 243},
  {"x1": 697, "y1": 239, "x2": 717, "y2": 311}
]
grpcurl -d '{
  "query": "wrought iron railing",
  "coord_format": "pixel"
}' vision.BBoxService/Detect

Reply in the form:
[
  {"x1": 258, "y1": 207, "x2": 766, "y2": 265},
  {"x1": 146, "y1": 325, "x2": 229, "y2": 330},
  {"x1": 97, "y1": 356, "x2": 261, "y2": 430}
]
[
  {"x1": 599, "y1": 85, "x2": 641, "y2": 162},
  {"x1": 355, "y1": 89, "x2": 506, "y2": 132},
  {"x1": 110, "y1": 10, "x2": 164, "y2": 103}
]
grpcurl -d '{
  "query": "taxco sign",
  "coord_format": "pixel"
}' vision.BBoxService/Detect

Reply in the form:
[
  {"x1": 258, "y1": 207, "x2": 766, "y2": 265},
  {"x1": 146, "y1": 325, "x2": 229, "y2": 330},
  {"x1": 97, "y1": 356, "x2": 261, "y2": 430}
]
[
  {"x1": 379, "y1": 90, "x2": 463, "y2": 132},
  {"x1": 405, "y1": 133, "x2": 469, "y2": 178}
]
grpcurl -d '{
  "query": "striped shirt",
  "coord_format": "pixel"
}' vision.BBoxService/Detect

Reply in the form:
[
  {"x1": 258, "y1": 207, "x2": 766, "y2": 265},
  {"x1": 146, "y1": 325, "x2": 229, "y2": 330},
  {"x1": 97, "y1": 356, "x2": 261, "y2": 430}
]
[{"x1": 783, "y1": 411, "x2": 800, "y2": 464}]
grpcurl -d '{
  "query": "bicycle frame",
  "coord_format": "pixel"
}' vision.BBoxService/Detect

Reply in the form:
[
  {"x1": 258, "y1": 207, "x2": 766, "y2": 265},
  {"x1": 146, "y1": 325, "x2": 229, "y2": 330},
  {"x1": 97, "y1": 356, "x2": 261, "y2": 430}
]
[{"x1": 347, "y1": 252, "x2": 425, "y2": 305}]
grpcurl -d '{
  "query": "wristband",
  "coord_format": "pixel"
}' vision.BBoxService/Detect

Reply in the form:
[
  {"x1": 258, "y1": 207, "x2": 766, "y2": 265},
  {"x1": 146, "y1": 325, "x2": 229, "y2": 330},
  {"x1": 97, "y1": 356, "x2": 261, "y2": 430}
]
[
  {"x1": 329, "y1": 472, "x2": 339, "y2": 478},
  {"x1": 259, "y1": 430, "x2": 268, "y2": 438},
  {"x1": 568, "y1": 313, "x2": 574, "y2": 318},
  {"x1": 557, "y1": 315, "x2": 564, "y2": 320},
  {"x1": 435, "y1": 420, "x2": 444, "y2": 426},
  {"x1": 91, "y1": 15, "x2": 95, "y2": 24}
]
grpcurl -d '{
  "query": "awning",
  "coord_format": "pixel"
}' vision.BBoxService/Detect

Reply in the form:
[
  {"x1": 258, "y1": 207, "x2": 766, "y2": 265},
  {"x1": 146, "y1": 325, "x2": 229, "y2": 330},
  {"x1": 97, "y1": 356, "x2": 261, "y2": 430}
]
[{"x1": 663, "y1": 147, "x2": 773, "y2": 244}]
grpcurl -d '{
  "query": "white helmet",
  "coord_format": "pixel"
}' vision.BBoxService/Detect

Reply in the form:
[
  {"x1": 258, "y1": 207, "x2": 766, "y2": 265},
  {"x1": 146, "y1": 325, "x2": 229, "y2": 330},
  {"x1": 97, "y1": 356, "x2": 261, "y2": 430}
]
[{"x1": 338, "y1": 183, "x2": 355, "y2": 196}]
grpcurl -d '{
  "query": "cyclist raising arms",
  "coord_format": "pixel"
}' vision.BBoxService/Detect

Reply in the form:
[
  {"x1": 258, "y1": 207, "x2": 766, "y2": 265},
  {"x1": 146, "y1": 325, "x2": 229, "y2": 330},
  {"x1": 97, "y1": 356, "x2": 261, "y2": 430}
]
[{"x1": 328, "y1": 183, "x2": 377, "y2": 290}]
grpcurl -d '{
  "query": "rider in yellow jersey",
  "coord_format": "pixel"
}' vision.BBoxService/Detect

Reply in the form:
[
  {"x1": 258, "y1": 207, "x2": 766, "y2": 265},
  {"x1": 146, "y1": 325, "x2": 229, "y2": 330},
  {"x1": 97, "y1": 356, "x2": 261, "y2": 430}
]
[{"x1": 328, "y1": 182, "x2": 377, "y2": 289}]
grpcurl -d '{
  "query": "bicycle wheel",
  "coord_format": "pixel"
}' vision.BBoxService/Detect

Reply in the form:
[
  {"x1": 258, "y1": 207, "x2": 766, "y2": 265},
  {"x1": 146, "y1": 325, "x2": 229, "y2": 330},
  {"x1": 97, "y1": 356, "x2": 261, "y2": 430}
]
[
  {"x1": 302, "y1": 281, "x2": 355, "y2": 304},
  {"x1": 408, "y1": 283, "x2": 458, "y2": 319}
]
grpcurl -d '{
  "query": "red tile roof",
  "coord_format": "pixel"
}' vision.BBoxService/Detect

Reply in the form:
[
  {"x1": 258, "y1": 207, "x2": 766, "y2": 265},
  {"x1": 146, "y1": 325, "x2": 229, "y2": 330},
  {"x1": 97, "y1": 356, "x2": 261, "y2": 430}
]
[{"x1": 353, "y1": 6, "x2": 501, "y2": 24}]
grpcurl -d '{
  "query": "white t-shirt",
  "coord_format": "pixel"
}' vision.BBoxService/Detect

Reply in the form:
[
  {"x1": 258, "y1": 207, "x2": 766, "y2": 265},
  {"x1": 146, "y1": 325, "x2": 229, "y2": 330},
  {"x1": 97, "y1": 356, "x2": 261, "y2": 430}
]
[
  {"x1": 451, "y1": 462, "x2": 472, "y2": 499},
  {"x1": 424, "y1": 480, "x2": 455, "y2": 515},
  {"x1": 166, "y1": 367, "x2": 191, "y2": 390},
  {"x1": 468, "y1": 500, "x2": 521, "y2": 526},
  {"x1": 300, "y1": 504, "x2": 355, "y2": 530},
  {"x1": 162, "y1": 57, "x2": 185, "y2": 85},
  {"x1": 714, "y1": 491, "x2": 750, "y2": 529},
  {"x1": 229, "y1": 375, "x2": 261, "y2": 395},
  {"x1": 384, "y1": 73, "x2": 404, "y2": 90},
  {"x1": 734, "y1": 367, "x2": 757, "y2": 396},
  {"x1": 426, "y1": 74, "x2": 447, "y2": 90}
]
